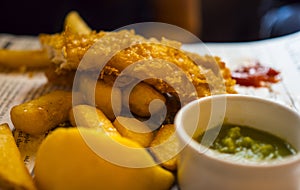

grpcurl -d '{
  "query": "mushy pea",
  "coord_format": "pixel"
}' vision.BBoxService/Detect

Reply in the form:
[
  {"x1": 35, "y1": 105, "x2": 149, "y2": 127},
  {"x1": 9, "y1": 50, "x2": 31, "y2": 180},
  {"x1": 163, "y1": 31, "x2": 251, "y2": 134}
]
[{"x1": 195, "y1": 124, "x2": 297, "y2": 161}]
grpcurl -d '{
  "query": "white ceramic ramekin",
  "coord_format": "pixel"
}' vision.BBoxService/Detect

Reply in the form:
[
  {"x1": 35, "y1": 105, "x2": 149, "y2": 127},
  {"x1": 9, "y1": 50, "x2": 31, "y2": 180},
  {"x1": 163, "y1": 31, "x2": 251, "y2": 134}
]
[{"x1": 175, "y1": 94, "x2": 300, "y2": 190}]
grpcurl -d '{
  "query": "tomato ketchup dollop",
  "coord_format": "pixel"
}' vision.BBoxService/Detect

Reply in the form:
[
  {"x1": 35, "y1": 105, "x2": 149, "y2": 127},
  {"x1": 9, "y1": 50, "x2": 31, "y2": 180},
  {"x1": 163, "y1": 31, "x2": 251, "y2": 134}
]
[{"x1": 231, "y1": 62, "x2": 281, "y2": 87}]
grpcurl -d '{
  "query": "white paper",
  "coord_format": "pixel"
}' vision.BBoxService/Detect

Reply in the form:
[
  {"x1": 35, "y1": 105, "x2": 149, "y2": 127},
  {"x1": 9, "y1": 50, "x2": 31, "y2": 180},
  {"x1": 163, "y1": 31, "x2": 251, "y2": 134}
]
[{"x1": 183, "y1": 31, "x2": 300, "y2": 112}]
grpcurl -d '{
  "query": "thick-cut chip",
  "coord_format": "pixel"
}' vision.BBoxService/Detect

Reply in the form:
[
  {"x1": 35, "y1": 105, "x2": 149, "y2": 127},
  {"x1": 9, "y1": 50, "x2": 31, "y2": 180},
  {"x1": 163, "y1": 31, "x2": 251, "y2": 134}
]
[
  {"x1": 10, "y1": 90, "x2": 72, "y2": 135},
  {"x1": 0, "y1": 123, "x2": 36, "y2": 190},
  {"x1": 150, "y1": 124, "x2": 179, "y2": 171},
  {"x1": 69, "y1": 104, "x2": 121, "y2": 137},
  {"x1": 78, "y1": 76, "x2": 122, "y2": 120},
  {"x1": 0, "y1": 49, "x2": 50, "y2": 69},
  {"x1": 122, "y1": 82, "x2": 166, "y2": 117},
  {"x1": 64, "y1": 11, "x2": 92, "y2": 35},
  {"x1": 113, "y1": 116, "x2": 154, "y2": 147}
]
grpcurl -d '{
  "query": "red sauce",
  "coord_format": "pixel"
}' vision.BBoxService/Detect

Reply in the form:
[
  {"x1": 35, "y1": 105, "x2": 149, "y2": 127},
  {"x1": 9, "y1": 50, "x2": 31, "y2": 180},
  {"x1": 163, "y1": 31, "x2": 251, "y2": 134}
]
[{"x1": 231, "y1": 62, "x2": 281, "y2": 87}]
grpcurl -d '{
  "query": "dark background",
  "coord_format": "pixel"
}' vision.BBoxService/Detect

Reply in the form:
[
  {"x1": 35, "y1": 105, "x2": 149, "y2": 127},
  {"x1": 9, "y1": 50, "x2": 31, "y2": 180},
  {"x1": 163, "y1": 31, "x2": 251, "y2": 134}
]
[{"x1": 1, "y1": 0, "x2": 300, "y2": 42}]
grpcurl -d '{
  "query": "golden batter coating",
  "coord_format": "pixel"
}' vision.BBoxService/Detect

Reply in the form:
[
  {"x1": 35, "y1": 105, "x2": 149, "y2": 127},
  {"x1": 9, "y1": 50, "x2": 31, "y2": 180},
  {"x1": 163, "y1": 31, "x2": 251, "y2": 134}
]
[
  {"x1": 39, "y1": 29, "x2": 236, "y2": 99},
  {"x1": 107, "y1": 42, "x2": 236, "y2": 99},
  {"x1": 39, "y1": 28, "x2": 105, "y2": 73}
]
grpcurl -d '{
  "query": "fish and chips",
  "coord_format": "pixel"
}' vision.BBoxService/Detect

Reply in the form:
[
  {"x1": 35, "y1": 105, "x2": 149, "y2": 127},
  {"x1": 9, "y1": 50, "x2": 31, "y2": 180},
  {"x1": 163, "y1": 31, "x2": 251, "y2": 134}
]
[{"x1": 0, "y1": 11, "x2": 237, "y2": 189}]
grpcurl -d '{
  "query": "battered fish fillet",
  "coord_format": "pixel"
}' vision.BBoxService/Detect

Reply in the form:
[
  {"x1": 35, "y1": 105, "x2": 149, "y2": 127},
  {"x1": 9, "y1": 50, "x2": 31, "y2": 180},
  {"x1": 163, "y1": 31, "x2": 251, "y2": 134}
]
[{"x1": 39, "y1": 29, "x2": 236, "y2": 100}]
